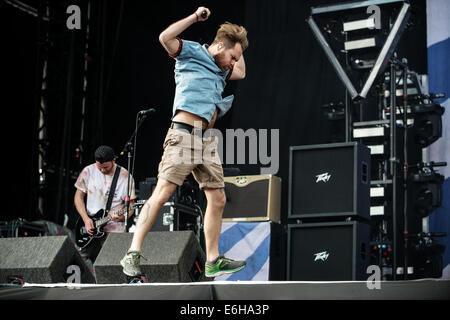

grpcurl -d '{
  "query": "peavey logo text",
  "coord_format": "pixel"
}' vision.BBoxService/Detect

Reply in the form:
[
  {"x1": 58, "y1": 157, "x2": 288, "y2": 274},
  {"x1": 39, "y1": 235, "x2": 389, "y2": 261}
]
[
  {"x1": 315, "y1": 172, "x2": 331, "y2": 183},
  {"x1": 314, "y1": 251, "x2": 330, "y2": 262}
]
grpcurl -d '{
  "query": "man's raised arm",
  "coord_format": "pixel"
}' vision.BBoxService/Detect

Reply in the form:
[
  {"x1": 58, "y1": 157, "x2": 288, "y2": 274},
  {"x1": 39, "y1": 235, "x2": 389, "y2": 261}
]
[
  {"x1": 159, "y1": 7, "x2": 211, "y2": 56},
  {"x1": 229, "y1": 54, "x2": 246, "y2": 80}
]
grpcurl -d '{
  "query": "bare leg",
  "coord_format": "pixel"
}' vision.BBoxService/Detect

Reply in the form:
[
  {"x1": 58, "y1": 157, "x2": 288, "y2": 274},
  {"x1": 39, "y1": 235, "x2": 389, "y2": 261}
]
[
  {"x1": 128, "y1": 178, "x2": 177, "y2": 252},
  {"x1": 202, "y1": 188, "x2": 226, "y2": 262}
]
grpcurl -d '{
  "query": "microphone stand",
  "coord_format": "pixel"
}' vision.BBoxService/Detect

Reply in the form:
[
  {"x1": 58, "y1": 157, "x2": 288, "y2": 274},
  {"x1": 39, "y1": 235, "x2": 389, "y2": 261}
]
[
  {"x1": 389, "y1": 59, "x2": 398, "y2": 280},
  {"x1": 401, "y1": 59, "x2": 409, "y2": 280},
  {"x1": 120, "y1": 112, "x2": 150, "y2": 230}
]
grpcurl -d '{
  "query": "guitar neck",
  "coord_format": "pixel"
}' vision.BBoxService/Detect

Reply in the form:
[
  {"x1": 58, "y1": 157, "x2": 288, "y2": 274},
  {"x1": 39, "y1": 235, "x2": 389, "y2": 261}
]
[{"x1": 95, "y1": 205, "x2": 135, "y2": 227}]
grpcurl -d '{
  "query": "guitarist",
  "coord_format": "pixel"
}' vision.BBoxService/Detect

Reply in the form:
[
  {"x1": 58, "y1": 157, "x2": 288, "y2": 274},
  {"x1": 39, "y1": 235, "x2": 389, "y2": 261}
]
[{"x1": 74, "y1": 145, "x2": 136, "y2": 263}]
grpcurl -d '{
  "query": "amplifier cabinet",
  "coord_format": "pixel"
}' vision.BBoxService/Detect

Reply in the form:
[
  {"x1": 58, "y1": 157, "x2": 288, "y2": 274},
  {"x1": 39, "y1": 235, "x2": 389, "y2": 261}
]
[
  {"x1": 289, "y1": 142, "x2": 370, "y2": 220},
  {"x1": 223, "y1": 175, "x2": 281, "y2": 223},
  {"x1": 287, "y1": 221, "x2": 370, "y2": 281}
]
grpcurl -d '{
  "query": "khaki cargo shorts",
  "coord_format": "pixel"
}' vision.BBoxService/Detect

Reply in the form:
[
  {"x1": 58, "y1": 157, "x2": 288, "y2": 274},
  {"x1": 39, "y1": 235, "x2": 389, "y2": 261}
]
[{"x1": 157, "y1": 127, "x2": 225, "y2": 189}]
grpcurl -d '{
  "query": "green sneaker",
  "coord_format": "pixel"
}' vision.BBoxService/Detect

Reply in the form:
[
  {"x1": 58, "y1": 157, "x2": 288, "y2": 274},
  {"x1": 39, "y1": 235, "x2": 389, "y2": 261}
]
[
  {"x1": 205, "y1": 255, "x2": 246, "y2": 278},
  {"x1": 120, "y1": 251, "x2": 146, "y2": 277}
]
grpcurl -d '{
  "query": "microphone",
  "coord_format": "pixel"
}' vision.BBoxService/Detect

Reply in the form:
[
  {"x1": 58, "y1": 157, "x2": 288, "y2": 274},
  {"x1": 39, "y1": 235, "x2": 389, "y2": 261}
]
[
  {"x1": 138, "y1": 108, "x2": 156, "y2": 116},
  {"x1": 201, "y1": 10, "x2": 207, "y2": 19}
]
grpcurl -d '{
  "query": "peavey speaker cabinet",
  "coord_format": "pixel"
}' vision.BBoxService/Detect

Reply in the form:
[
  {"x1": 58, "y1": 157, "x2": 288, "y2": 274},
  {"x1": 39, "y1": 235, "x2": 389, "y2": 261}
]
[
  {"x1": 287, "y1": 221, "x2": 370, "y2": 281},
  {"x1": 223, "y1": 175, "x2": 281, "y2": 223},
  {"x1": 289, "y1": 142, "x2": 370, "y2": 220}
]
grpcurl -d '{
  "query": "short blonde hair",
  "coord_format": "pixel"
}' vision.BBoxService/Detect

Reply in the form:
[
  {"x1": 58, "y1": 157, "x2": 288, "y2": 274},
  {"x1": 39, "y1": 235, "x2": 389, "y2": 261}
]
[{"x1": 213, "y1": 22, "x2": 248, "y2": 51}]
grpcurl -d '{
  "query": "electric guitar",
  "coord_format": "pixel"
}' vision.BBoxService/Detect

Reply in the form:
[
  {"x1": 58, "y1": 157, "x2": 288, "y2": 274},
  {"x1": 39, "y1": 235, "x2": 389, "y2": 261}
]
[{"x1": 75, "y1": 204, "x2": 137, "y2": 249}]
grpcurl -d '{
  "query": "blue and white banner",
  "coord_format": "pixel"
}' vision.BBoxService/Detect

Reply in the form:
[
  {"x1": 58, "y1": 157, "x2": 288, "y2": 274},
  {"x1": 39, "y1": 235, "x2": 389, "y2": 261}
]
[
  {"x1": 215, "y1": 222, "x2": 271, "y2": 281},
  {"x1": 427, "y1": 0, "x2": 450, "y2": 278}
]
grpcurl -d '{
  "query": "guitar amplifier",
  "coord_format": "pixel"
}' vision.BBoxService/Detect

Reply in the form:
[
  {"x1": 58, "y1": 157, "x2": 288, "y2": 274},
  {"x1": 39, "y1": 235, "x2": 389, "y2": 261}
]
[
  {"x1": 136, "y1": 177, "x2": 203, "y2": 236},
  {"x1": 288, "y1": 142, "x2": 370, "y2": 220},
  {"x1": 151, "y1": 202, "x2": 200, "y2": 234},
  {"x1": 222, "y1": 175, "x2": 281, "y2": 223},
  {"x1": 287, "y1": 221, "x2": 370, "y2": 281},
  {"x1": 139, "y1": 177, "x2": 205, "y2": 208}
]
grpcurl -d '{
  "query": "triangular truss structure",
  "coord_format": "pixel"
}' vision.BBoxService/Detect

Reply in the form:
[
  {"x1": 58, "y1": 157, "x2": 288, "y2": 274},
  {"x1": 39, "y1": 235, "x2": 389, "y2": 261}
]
[{"x1": 307, "y1": 0, "x2": 411, "y2": 100}]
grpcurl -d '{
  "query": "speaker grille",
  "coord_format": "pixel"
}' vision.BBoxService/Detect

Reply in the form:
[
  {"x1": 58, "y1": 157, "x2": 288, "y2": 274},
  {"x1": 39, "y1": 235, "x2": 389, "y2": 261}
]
[
  {"x1": 288, "y1": 224, "x2": 353, "y2": 280},
  {"x1": 292, "y1": 146, "x2": 354, "y2": 215},
  {"x1": 224, "y1": 180, "x2": 269, "y2": 219},
  {"x1": 287, "y1": 222, "x2": 370, "y2": 281},
  {"x1": 289, "y1": 142, "x2": 370, "y2": 219},
  {"x1": 94, "y1": 231, "x2": 208, "y2": 283},
  {"x1": 0, "y1": 236, "x2": 95, "y2": 284},
  {"x1": 222, "y1": 175, "x2": 281, "y2": 222}
]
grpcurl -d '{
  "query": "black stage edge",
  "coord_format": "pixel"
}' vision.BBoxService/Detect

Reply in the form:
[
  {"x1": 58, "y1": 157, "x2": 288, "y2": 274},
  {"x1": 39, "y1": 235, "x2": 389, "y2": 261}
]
[{"x1": 1, "y1": 279, "x2": 449, "y2": 300}]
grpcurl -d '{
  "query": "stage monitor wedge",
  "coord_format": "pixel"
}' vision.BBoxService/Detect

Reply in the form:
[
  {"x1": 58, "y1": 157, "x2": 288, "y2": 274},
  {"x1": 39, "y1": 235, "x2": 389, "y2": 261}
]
[
  {"x1": 94, "y1": 231, "x2": 209, "y2": 283},
  {"x1": 0, "y1": 236, "x2": 95, "y2": 284}
]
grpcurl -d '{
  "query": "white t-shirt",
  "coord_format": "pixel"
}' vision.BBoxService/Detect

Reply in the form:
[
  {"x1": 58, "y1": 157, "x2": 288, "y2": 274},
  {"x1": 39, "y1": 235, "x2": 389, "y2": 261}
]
[{"x1": 74, "y1": 164, "x2": 136, "y2": 232}]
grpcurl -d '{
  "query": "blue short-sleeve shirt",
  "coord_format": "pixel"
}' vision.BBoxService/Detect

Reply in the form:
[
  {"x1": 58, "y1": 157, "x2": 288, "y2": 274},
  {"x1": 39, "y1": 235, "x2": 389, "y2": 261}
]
[{"x1": 170, "y1": 38, "x2": 234, "y2": 123}]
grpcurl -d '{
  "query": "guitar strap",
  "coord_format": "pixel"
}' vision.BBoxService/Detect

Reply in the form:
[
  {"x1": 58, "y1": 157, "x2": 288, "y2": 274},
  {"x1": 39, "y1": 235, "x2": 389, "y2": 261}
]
[{"x1": 104, "y1": 165, "x2": 121, "y2": 216}]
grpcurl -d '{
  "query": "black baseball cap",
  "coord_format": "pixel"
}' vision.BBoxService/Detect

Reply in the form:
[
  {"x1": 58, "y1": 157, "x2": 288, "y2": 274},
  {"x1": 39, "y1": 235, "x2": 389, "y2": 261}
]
[{"x1": 95, "y1": 145, "x2": 117, "y2": 163}]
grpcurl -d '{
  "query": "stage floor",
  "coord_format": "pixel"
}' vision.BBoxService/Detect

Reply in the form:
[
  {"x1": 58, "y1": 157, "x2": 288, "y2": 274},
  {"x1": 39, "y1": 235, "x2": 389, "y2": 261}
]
[{"x1": 1, "y1": 279, "x2": 449, "y2": 300}]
